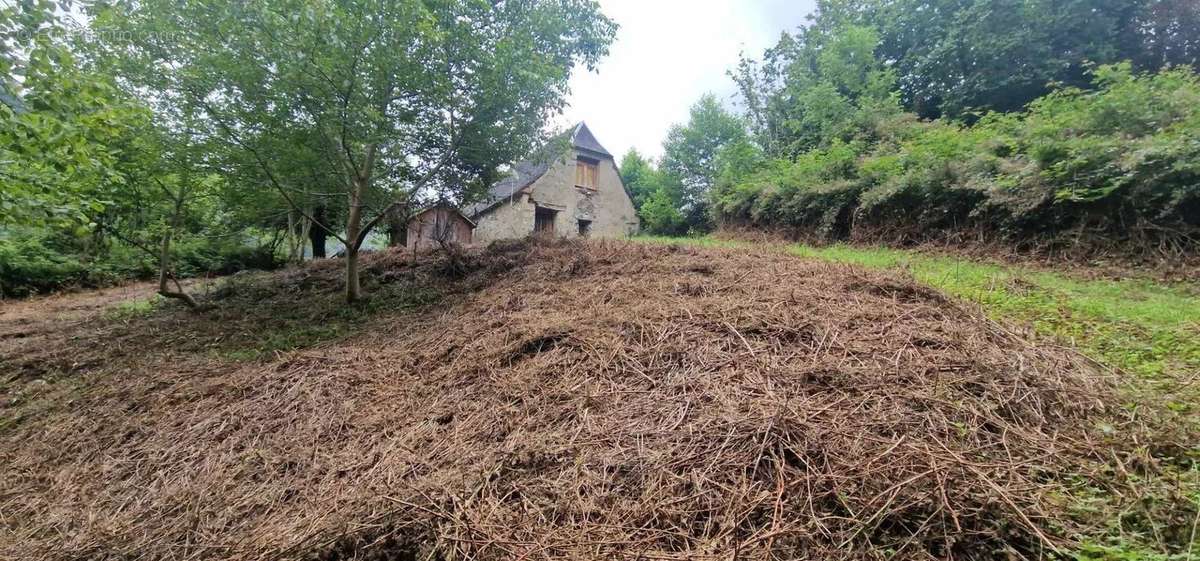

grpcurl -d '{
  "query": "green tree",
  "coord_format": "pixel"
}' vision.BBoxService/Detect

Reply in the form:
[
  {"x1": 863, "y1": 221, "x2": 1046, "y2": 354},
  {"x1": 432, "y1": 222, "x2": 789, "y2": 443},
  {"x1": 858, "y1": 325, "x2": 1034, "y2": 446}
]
[
  {"x1": 738, "y1": 0, "x2": 1199, "y2": 124},
  {"x1": 712, "y1": 138, "x2": 764, "y2": 189},
  {"x1": 714, "y1": 63, "x2": 1200, "y2": 253},
  {"x1": 0, "y1": 1, "x2": 222, "y2": 300},
  {"x1": 618, "y1": 148, "x2": 660, "y2": 209},
  {"x1": 618, "y1": 148, "x2": 690, "y2": 235},
  {"x1": 732, "y1": 23, "x2": 898, "y2": 158},
  {"x1": 638, "y1": 185, "x2": 686, "y2": 236},
  {"x1": 827, "y1": 0, "x2": 1196, "y2": 118},
  {"x1": 660, "y1": 94, "x2": 747, "y2": 231},
  {"x1": 95, "y1": 0, "x2": 616, "y2": 302},
  {"x1": 0, "y1": 0, "x2": 143, "y2": 228},
  {"x1": 92, "y1": 101, "x2": 236, "y2": 308}
]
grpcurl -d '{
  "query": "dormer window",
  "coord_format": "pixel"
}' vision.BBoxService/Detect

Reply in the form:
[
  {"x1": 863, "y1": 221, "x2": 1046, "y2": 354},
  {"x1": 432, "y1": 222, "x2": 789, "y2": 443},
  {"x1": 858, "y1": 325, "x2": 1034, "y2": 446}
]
[{"x1": 575, "y1": 157, "x2": 598, "y2": 190}]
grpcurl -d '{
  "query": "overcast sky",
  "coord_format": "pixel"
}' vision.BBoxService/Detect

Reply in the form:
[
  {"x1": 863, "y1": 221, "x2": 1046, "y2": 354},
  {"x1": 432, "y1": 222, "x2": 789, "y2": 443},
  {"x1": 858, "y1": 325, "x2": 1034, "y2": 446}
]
[{"x1": 556, "y1": 0, "x2": 817, "y2": 161}]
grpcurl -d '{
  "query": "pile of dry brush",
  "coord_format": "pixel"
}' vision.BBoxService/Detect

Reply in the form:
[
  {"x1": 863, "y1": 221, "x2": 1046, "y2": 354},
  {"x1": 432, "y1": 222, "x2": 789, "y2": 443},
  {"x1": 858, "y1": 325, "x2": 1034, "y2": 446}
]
[{"x1": 0, "y1": 239, "x2": 1190, "y2": 560}]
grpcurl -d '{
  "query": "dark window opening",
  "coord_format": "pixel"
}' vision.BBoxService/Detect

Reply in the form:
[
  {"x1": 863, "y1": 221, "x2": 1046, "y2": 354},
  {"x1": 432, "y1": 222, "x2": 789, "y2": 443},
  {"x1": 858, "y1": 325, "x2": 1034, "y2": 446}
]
[
  {"x1": 534, "y1": 206, "x2": 557, "y2": 235},
  {"x1": 577, "y1": 219, "x2": 592, "y2": 237}
]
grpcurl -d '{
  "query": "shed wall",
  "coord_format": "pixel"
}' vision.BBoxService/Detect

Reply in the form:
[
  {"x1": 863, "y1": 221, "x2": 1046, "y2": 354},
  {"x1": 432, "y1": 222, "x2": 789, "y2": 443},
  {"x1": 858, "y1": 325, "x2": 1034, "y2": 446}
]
[{"x1": 406, "y1": 207, "x2": 473, "y2": 251}]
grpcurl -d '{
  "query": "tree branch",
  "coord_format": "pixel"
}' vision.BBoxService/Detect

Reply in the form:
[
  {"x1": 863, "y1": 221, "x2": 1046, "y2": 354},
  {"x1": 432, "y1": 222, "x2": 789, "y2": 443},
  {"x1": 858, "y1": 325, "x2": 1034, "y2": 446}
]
[
  {"x1": 354, "y1": 144, "x2": 458, "y2": 250},
  {"x1": 93, "y1": 220, "x2": 159, "y2": 261},
  {"x1": 186, "y1": 87, "x2": 347, "y2": 244}
]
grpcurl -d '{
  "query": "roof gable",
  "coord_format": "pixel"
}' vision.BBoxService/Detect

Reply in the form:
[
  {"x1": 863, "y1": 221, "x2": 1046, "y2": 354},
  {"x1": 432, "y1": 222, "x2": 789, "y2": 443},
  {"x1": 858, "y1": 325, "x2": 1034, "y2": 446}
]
[
  {"x1": 571, "y1": 122, "x2": 612, "y2": 158},
  {"x1": 467, "y1": 121, "x2": 619, "y2": 218},
  {"x1": 412, "y1": 202, "x2": 477, "y2": 227}
]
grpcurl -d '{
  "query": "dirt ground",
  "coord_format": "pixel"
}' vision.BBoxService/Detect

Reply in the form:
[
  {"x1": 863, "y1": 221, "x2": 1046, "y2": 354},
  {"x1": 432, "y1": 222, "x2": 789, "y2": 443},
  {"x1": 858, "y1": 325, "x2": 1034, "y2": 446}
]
[
  {"x1": 0, "y1": 240, "x2": 1192, "y2": 560},
  {"x1": 1, "y1": 280, "x2": 158, "y2": 338}
]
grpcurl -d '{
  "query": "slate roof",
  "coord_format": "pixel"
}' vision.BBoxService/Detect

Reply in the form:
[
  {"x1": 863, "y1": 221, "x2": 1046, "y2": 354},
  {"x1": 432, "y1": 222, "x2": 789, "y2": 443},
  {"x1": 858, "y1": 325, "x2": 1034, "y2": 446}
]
[
  {"x1": 571, "y1": 122, "x2": 612, "y2": 158},
  {"x1": 463, "y1": 159, "x2": 552, "y2": 217},
  {"x1": 466, "y1": 122, "x2": 614, "y2": 218}
]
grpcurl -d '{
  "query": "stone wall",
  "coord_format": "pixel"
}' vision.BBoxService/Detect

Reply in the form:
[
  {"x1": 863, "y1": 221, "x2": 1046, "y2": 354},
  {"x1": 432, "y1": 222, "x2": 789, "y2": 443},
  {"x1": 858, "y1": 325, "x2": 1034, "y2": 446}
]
[
  {"x1": 472, "y1": 192, "x2": 536, "y2": 242},
  {"x1": 473, "y1": 149, "x2": 639, "y2": 244}
]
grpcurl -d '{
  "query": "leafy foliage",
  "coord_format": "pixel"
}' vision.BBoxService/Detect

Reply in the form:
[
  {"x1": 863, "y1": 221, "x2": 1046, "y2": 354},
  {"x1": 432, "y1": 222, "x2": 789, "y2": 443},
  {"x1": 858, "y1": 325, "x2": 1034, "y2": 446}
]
[
  {"x1": 1, "y1": 1, "x2": 280, "y2": 298},
  {"x1": 2, "y1": 0, "x2": 616, "y2": 301},
  {"x1": 0, "y1": 227, "x2": 275, "y2": 298},
  {"x1": 742, "y1": 0, "x2": 1200, "y2": 122},
  {"x1": 715, "y1": 63, "x2": 1200, "y2": 254},
  {"x1": 717, "y1": 0, "x2": 1200, "y2": 254},
  {"x1": 637, "y1": 186, "x2": 687, "y2": 236},
  {"x1": 0, "y1": 232, "x2": 88, "y2": 297},
  {"x1": 655, "y1": 94, "x2": 748, "y2": 233},
  {"x1": 618, "y1": 149, "x2": 660, "y2": 208},
  {"x1": 0, "y1": 0, "x2": 147, "y2": 227},
  {"x1": 92, "y1": 0, "x2": 617, "y2": 301},
  {"x1": 618, "y1": 148, "x2": 686, "y2": 236}
]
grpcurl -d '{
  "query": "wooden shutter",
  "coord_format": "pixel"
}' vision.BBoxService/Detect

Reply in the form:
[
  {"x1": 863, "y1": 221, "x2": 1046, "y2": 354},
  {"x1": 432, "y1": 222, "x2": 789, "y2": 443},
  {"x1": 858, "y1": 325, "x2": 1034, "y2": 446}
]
[{"x1": 576, "y1": 159, "x2": 597, "y2": 190}]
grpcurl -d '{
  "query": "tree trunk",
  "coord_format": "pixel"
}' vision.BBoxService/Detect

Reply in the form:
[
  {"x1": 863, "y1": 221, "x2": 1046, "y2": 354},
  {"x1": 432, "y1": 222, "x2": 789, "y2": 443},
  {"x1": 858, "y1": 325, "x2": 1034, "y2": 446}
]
[
  {"x1": 343, "y1": 143, "x2": 378, "y2": 303},
  {"x1": 157, "y1": 193, "x2": 200, "y2": 309},
  {"x1": 344, "y1": 179, "x2": 364, "y2": 303},
  {"x1": 286, "y1": 209, "x2": 312, "y2": 263},
  {"x1": 345, "y1": 244, "x2": 361, "y2": 302},
  {"x1": 287, "y1": 209, "x2": 296, "y2": 260},
  {"x1": 310, "y1": 205, "x2": 328, "y2": 259},
  {"x1": 386, "y1": 205, "x2": 407, "y2": 247}
]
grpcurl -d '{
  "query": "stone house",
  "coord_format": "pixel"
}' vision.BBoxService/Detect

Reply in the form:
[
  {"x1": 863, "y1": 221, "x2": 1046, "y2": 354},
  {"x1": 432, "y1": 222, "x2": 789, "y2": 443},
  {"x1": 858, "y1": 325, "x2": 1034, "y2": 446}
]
[
  {"x1": 405, "y1": 203, "x2": 475, "y2": 251},
  {"x1": 467, "y1": 123, "x2": 639, "y2": 242}
]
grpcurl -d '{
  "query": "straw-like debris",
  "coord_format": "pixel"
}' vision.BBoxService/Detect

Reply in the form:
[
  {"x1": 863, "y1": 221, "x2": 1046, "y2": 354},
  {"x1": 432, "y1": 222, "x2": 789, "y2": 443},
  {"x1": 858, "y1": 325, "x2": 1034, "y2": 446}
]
[{"x1": 0, "y1": 239, "x2": 1153, "y2": 559}]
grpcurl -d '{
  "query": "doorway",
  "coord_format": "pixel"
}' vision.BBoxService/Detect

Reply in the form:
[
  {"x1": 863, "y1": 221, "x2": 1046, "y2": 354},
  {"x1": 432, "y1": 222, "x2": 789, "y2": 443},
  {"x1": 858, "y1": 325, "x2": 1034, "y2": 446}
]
[{"x1": 534, "y1": 207, "x2": 557, "y2": 235}]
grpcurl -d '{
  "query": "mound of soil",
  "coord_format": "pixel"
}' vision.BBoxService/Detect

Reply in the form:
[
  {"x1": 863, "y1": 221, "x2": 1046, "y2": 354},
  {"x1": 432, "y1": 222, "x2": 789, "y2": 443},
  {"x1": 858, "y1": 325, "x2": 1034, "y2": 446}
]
[{"x1": 0, "y1": 240, "x2": 1128, "y2": 559}]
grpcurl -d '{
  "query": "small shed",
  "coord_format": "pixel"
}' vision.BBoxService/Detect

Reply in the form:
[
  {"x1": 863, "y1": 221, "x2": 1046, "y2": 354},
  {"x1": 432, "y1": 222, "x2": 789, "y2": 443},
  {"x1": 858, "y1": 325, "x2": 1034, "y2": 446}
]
[{"x1": 406, "y1": 203, "x2": 475, "y2": 251}]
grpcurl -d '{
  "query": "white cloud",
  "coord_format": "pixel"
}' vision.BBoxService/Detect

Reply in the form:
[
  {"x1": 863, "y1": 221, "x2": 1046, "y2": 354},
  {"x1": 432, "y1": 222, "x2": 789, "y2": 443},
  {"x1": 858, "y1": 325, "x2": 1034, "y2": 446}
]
[{"x1": 557, "y1": 0, "x2": 816, "y2": 161}]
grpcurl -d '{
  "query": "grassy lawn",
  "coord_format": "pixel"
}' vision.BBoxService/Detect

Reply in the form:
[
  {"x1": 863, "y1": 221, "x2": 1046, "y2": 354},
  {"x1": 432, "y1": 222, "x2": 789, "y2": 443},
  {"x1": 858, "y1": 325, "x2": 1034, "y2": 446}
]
[{"x1": 635, "y1": 236, "x2": 1200, "y2": 382}]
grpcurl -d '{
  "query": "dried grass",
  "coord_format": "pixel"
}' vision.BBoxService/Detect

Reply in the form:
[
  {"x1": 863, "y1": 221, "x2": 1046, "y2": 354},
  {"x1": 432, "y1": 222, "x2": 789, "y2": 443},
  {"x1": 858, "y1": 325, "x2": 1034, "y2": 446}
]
[{"x1": 0, "y1": 239, "x2": 1142, "y2": 560}]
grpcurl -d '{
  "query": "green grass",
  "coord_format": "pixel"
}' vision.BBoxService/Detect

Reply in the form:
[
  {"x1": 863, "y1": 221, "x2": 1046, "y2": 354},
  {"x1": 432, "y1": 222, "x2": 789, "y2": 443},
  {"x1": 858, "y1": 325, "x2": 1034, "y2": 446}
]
[
  {"x1": 636, "y1": 236, "x2": 1200, "y2": 381},
  {"x1": 103, "y1": 295, "x2": 162, "y2": 320}
]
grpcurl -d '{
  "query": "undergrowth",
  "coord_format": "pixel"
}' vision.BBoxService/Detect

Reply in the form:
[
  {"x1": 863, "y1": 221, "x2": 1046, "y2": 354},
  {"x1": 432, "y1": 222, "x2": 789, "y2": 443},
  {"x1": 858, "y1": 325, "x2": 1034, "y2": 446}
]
[
  {"x1": 103, "y1": 295, "x2": 162, "y2": 320},
  {"x1": 709, "y1": 64, "x2": 1200, "y2": 256}
]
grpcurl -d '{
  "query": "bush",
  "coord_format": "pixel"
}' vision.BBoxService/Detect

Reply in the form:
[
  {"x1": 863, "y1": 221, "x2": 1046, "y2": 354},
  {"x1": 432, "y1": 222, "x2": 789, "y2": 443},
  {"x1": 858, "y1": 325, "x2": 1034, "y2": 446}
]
[
  {"x1": 173, "y1": 238, "x2": 281, "y2": 277},
  {"x1": 639, "y1": 187, "x2": 688, "y2": 236},
  {"x1": 0, "y1": 235, "x2": 88, "y2": 297},
  {"x1": 0, "y1": 229, "x2": 282, "y2": 298},
  {"x1": 713, "y1": 64, "x2": 1200, "y2": 255}
]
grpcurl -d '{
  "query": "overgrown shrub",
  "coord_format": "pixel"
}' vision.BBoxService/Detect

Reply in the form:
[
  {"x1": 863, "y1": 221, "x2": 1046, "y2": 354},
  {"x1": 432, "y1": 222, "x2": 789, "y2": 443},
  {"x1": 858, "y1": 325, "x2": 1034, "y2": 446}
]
[
  {"x1": 173, "y1": 238, "x2": 281, "y2": 277},
  {"x1": 0, "y1": 235, "x2": 88, "y2": 297},
  {"x1": 713, "y1": 64, "x2": 1200, "y2": 255},
  {"x1": 0, "y1": 230, "x2": 282, "y2": 298}
]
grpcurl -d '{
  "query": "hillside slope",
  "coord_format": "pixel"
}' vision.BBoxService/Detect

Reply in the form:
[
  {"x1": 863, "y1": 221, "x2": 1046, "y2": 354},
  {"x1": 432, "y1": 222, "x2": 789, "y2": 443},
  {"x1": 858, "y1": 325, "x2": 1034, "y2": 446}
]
[{"x1": 0, "y1": 240, "x2": 1189, "y2": 560}]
